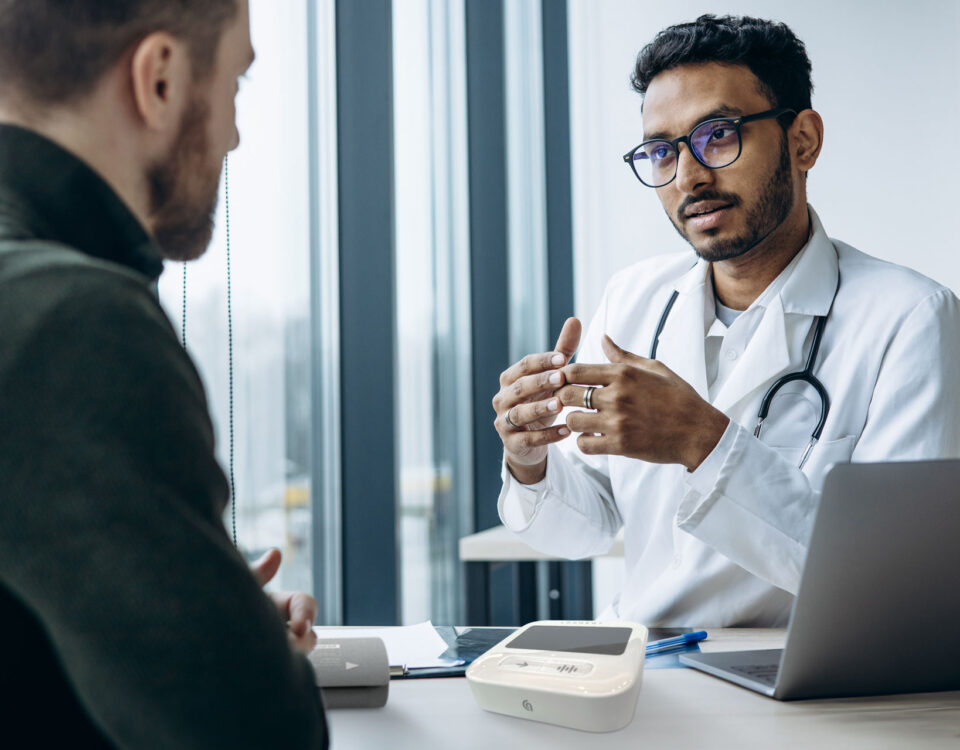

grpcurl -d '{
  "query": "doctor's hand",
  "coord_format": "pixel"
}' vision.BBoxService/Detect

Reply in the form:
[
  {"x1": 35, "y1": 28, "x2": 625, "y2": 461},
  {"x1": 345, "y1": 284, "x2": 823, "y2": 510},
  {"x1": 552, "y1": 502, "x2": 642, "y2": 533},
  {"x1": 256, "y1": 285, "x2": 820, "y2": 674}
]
[
  {"x1": 493, "y1": 317, "x2": 582, "y2": 484},
  {"x1": 557, "y1": 335, "x2": 730, "y2": 472},
  {"x1": 251, "y1": 548, "x2": 318, "y2": 654}
]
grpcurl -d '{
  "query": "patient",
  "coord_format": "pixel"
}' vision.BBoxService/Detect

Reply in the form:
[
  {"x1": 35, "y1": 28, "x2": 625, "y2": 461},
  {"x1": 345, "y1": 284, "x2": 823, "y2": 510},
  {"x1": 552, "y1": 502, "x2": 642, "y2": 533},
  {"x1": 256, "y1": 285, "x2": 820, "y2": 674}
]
[{"x1": 0, "y1": 1, "x2": 328, "y2": 746}]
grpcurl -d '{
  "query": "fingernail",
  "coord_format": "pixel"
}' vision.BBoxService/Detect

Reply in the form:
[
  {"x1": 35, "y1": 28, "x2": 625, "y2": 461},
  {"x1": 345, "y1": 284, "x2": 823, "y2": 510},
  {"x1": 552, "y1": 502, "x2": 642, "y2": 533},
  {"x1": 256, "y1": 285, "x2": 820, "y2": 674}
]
[
  {"x1": 558, "y1": 427, "x2": 570, "y2": 436},
  {"x1": 549, "y1": 371, "x2": 562, "y2": 385},
  {"x1": 548, "y1": 398, "x2": 559, "y2": 411},
  {"x1": 551, "y1": 353, "x2": 565, "y2": 366}
]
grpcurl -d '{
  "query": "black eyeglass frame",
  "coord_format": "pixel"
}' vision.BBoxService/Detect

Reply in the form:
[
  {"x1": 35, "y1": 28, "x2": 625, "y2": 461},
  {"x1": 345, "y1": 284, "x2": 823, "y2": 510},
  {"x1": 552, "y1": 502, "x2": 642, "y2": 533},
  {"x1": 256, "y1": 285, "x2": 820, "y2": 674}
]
[{"x1": 622, "y1": 107, "x2": 797, "y2": 188}]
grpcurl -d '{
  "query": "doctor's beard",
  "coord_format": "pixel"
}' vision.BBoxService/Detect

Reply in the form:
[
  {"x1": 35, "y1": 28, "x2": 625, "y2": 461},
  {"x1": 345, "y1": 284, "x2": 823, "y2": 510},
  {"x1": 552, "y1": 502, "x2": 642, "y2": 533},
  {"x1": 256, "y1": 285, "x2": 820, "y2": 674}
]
[{"x1": 672, "y1": 137, "x2": 794, "y2": 263}]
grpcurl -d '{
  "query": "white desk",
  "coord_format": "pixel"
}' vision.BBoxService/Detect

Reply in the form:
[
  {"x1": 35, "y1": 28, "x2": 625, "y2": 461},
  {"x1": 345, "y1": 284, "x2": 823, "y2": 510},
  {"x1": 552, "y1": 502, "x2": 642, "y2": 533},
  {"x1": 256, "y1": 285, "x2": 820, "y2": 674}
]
[{"x1": 326, "y1": 629, "x2": 960, "y2": 749}]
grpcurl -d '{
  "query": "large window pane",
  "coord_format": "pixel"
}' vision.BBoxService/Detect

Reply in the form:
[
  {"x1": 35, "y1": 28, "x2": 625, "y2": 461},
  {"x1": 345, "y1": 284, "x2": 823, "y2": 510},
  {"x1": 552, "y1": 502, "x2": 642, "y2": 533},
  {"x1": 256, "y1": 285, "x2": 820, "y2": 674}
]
[
  {"x1": 158, "y1": 0, "x2": 313, "y2": 594},
  {"x1": 393, "y1": 0, "x2": 474, "y2": 625}
]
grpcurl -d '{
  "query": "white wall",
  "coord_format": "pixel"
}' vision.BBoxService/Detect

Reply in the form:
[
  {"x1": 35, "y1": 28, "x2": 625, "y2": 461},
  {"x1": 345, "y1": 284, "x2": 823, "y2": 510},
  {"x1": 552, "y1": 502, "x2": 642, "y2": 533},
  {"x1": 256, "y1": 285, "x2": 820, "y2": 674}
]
[{"x1": 568, "y1": 0, "x2": 960, "y2": 321}]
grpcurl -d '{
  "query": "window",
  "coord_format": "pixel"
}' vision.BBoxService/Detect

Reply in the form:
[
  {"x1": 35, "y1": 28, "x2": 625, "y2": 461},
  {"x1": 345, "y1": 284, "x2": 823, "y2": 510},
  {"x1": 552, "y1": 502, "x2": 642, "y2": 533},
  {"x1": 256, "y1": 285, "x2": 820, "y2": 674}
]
[
  {"x1": 393, "y1": 0, "x2": 474, "y2": 624},
  {"x1": 158, "y1": 0, "x2": 313, "y2": 594}
]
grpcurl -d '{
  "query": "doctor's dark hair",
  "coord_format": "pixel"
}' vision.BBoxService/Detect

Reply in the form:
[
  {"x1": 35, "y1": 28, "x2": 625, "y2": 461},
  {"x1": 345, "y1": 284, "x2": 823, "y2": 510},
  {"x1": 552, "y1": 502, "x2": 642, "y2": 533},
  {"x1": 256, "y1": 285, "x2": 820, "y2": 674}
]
[
  {"x1": 0, "y1": 0, "x2": 238, "y2": 106},
  {"x1": 632, "y1": 15, "x2": 813, "y2": 115}
]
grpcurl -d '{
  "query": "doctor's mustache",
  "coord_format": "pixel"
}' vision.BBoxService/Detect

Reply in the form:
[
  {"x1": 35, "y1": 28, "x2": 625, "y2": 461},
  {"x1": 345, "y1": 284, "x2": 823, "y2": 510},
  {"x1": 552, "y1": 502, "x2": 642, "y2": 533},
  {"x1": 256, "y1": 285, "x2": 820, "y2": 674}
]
[{"x1": 676, "y1": 190, "x2": 742, "y2": 223}]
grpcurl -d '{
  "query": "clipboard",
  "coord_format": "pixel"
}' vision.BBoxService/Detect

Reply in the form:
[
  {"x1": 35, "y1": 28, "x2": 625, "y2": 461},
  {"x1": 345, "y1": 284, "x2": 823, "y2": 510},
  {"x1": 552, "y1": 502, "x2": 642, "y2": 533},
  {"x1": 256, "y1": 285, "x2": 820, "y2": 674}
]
[{"x1": 391, "y1": 626, "x2": 516, "y2": 679}]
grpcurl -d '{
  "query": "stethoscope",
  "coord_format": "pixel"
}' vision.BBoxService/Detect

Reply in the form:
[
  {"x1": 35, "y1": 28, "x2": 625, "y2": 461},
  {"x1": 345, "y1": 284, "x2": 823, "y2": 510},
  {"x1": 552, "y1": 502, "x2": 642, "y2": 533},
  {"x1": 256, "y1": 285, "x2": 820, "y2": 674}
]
[{"x1": 648, "y1": 277, "x2": 839, "y2": 470}]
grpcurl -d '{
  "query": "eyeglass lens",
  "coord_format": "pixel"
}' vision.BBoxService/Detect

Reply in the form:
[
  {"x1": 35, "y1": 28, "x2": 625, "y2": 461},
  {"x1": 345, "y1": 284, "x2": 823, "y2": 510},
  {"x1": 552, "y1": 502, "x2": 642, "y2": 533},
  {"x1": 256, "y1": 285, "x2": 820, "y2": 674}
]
[{"x1": 631, "y1": 119, "x2": 741, "y2": 187}]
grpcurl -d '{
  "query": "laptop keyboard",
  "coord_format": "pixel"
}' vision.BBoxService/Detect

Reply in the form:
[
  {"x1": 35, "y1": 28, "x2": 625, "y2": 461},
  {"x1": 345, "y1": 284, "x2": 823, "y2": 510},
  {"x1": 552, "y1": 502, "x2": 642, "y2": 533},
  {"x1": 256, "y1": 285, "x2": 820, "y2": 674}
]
[{"x1": 729, "y1": 663, "x2": 780, "y2": 686}]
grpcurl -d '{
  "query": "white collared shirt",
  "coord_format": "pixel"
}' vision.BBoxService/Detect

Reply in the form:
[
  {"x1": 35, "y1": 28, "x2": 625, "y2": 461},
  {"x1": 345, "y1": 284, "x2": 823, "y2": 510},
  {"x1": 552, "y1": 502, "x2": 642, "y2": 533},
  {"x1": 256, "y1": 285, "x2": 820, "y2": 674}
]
[{"x1": 498, "y1": 207, "x2": 960, "y2": 627}]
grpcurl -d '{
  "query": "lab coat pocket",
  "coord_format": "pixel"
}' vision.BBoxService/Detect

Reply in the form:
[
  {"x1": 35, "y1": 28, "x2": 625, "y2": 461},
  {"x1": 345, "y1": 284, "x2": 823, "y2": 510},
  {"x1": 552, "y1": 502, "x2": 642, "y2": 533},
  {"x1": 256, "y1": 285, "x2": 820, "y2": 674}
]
[
  {"x1": 757, "y1": 387, "x2": 856, "y2": 486},
  {"x1": 800, "y1": 435, "x2": 856, "y2": 490},
  {"x1": 767, "y1": 434, "x2": 855, "y2": 490}
]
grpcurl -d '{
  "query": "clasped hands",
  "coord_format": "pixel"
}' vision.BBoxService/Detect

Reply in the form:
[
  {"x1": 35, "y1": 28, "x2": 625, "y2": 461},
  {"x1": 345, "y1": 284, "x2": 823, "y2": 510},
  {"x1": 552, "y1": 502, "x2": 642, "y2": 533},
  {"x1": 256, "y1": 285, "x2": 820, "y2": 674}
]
[{"x1": 493, "y1": 317, "x2": 729, "y2": 484}]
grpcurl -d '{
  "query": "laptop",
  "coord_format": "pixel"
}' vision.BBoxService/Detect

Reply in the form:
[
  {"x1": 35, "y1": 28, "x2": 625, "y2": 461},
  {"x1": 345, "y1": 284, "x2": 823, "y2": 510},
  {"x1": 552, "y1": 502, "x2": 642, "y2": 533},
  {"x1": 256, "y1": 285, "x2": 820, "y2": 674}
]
[{"x1": 679, "y1": 459, "x2": 960, "y2": 700}]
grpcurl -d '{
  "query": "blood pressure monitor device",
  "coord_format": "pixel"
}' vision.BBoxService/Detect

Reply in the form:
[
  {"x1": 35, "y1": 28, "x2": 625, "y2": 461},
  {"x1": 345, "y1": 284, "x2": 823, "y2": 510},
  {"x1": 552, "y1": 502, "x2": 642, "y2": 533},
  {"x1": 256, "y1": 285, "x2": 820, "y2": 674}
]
[{"x1": 466, "y1": 620, "x2": 648, "y2": 732}]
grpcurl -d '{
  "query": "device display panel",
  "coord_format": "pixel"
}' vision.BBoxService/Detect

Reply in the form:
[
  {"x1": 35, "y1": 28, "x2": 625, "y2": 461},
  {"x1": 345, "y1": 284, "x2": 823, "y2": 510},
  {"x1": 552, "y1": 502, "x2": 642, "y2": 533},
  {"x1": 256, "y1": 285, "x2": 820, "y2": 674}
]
[{"x1": 505, "y1": 626, "x2": 633, "y2": 656}]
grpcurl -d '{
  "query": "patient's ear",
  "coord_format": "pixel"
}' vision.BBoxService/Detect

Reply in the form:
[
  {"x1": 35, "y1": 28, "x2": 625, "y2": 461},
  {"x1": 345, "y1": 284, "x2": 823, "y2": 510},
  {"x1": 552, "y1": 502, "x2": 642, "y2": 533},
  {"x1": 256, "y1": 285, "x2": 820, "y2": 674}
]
[{"x1": 129, "y1": 31, "x2": 191, "y2": 134}]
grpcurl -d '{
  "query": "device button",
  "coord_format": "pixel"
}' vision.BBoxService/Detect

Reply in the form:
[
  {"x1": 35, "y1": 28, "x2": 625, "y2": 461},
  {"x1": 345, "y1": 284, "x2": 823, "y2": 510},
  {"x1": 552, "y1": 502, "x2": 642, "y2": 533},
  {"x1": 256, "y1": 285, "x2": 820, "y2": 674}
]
[
  {"x1": 499, "y1": 656, "x2": 542, "y2": 672},
  {"x1": 543, "y1": 660, "x2": 594, "y2": 676}
]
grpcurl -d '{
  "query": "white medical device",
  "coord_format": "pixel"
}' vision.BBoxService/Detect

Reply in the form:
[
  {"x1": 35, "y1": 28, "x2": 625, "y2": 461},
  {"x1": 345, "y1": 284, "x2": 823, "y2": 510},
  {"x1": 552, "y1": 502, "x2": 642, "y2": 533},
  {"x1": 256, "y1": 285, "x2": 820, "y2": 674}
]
[{"x1": 466, "y1": 620, "x2": 648, "y2": 732}]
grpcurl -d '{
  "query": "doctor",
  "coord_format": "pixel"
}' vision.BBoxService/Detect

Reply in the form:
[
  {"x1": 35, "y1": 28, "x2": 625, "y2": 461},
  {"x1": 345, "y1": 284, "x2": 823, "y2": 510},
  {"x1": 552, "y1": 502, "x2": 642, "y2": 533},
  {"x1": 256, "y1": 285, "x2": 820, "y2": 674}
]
[{"x1": 492, "y1": 14, "x2": 960, "y2": 626}]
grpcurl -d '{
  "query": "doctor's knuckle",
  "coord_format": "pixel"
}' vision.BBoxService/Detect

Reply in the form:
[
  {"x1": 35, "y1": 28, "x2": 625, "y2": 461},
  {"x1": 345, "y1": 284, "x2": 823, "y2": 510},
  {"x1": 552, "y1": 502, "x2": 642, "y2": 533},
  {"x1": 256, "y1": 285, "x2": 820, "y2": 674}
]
[{"x1": 610, "y1": 417, "x2": 629, "y2": 438}]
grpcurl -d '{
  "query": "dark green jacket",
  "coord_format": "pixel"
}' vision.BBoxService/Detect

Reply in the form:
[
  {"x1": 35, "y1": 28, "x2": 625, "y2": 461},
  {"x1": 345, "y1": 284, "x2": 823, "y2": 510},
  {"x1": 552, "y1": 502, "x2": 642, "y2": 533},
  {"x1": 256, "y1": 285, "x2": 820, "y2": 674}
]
[{"x1": 0, "y1": 124, "x2": 328, "y2": 748}]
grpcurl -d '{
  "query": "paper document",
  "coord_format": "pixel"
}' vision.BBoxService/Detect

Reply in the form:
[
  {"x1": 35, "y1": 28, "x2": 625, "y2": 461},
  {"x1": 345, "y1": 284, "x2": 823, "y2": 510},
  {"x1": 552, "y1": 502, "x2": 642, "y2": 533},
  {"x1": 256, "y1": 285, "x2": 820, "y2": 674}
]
[{"x1": 312, "y1": 620, "x2": 462, "y2": 669}]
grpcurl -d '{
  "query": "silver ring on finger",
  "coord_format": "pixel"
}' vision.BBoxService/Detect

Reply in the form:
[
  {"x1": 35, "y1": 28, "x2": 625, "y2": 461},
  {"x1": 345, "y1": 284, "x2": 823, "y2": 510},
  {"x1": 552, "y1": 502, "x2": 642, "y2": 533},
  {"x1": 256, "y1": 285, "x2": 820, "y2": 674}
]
[
  {"x1": 583, "y1": 385, "x2": 597, "y2": 410},
  {"x1": 504, "y1": 408, "x2": 521, "y2": 431}
]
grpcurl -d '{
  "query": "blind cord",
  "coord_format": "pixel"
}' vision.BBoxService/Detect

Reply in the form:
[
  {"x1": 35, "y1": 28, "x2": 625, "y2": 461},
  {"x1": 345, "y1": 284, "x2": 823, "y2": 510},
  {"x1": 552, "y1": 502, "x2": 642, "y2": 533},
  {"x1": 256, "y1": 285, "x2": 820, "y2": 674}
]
[
  {"x1": 180, "y1": 263, "x2": 187, "y2": 347},
  {"x1": 225, "y1": 155, "x2": 237, "y2": 547},
  {"x1": 178, "y1": 160, "x2": 237, "y2": 548}
]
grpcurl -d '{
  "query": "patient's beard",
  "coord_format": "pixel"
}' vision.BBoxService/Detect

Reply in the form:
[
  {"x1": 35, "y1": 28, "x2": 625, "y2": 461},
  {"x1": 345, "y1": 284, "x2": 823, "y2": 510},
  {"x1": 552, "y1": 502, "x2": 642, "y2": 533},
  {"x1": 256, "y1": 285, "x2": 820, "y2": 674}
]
[{"x1": 147, "y1": 97, "x2": 222, "y2": 262}]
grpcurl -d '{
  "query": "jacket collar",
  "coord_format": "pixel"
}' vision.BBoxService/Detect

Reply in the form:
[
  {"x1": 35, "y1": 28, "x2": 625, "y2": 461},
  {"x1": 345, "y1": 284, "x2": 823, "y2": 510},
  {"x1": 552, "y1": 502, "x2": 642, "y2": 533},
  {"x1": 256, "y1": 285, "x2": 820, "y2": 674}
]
[{"x1": 0, "y1": 123, "x2": 163, "y2": 281}]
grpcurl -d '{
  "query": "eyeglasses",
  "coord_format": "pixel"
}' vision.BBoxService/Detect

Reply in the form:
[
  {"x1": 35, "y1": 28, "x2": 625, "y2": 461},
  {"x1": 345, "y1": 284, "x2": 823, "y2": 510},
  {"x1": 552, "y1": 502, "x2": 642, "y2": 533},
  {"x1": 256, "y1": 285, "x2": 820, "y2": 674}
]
[{"x1": 622, "y1": 107, "x2": 796, "y2": 188}]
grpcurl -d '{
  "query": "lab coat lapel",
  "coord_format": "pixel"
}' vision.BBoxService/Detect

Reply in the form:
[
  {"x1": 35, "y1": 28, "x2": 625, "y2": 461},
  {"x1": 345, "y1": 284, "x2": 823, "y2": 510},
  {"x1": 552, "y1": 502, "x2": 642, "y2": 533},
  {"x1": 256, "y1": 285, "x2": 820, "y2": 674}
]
[{"x1": 654, "y1": 262, "x2": 710, "y2": 400}]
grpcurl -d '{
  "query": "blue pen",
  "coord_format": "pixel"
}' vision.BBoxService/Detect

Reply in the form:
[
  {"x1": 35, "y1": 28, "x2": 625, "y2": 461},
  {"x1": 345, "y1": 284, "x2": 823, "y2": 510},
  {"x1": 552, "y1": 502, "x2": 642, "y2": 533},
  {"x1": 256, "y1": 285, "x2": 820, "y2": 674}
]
[{"x1": 645, "y1": 630, "x2": 708, "y2": 655}]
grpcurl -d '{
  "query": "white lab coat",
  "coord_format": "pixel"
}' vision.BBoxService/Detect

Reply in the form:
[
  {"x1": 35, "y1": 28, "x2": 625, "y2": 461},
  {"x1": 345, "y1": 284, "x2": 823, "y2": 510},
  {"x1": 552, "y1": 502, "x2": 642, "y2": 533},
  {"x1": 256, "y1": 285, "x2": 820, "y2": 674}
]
[{"x1": 498, "y1": 208, "x2": 960, "y2": 627}]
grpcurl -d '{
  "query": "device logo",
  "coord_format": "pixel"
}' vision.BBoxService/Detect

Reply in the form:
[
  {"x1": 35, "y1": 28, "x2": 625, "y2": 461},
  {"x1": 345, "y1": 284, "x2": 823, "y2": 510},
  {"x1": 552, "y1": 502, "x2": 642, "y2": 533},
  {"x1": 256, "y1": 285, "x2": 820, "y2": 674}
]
[{"x1": 522, "y1": 699, "x2": 534, "y2": 712}]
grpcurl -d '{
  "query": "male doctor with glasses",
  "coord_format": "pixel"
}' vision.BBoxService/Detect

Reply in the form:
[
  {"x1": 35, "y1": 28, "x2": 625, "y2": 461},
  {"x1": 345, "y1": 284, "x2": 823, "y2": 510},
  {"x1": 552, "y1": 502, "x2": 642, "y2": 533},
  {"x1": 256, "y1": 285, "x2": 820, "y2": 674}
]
[{"x1": 492, "y1": 15, "x2": 960, "y2": 627}]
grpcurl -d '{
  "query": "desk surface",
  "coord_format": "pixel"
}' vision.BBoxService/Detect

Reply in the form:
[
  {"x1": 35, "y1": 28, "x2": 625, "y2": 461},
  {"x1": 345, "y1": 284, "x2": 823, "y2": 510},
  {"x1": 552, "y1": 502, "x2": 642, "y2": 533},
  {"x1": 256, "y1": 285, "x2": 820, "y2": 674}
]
[{"x1": 326, "y1": 629, "x2": 960, "y2": 750}]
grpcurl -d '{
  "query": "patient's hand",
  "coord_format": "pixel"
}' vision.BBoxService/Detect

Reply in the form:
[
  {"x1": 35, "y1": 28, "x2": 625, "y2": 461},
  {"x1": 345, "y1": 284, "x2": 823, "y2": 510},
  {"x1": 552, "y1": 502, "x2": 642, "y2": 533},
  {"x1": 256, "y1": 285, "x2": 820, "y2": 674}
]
[{"x1": 250, "y1": 548, "x2": 319, "y2": 654}]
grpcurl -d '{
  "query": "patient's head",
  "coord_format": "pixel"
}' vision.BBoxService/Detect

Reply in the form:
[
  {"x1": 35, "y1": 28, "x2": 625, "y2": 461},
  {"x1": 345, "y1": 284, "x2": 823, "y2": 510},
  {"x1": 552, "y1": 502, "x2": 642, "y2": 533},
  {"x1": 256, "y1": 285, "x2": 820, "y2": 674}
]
[{"x1": 0, "y1": 0, "x2": 255, "y2": 260}]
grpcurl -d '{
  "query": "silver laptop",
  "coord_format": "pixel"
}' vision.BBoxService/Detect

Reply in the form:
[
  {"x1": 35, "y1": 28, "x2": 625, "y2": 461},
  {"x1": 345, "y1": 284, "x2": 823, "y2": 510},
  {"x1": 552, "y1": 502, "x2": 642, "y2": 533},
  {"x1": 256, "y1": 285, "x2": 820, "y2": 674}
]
[{"x1": 680, "y1": 459, "x2": 960, "y2": 700}]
